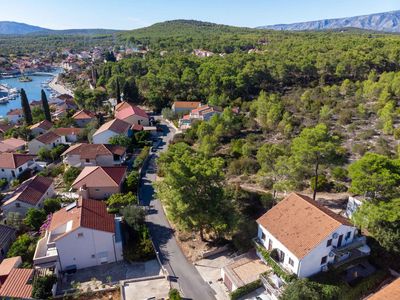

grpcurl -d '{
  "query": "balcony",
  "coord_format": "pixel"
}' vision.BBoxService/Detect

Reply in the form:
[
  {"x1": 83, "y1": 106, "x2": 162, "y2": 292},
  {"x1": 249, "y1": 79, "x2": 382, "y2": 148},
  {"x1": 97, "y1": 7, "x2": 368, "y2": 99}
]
[
  {"x1": 33, "y1": 236, "x2": 58, "y2": 267},
  {"x1": 260, "y1": 273, "x2": 285, "y2": 299},
  {"x1": 331, "y1": 236, "x2": 371, "y2": 269}
]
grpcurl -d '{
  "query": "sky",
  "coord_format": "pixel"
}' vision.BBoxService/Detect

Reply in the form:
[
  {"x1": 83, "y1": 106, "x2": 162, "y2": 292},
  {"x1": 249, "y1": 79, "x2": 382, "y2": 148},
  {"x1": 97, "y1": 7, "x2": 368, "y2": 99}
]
[{"x1": 0, "y1": 0, "x2": 399, "y2": 30}]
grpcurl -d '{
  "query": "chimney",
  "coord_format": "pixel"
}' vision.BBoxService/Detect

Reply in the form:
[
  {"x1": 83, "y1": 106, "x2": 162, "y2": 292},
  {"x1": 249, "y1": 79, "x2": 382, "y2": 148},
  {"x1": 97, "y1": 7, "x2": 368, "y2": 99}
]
[{"x1": 79, "y1": 184, "x2": 89, "y2": 200}]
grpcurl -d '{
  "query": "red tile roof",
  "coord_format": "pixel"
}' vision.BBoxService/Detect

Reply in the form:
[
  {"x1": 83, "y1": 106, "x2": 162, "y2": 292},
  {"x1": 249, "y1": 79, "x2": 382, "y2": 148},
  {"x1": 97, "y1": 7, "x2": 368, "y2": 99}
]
[
  {"x1": 0, "y1": 123, "x2": 12, "y2": 133},
  {"x1": 115, "y1": 102, "x2": 149, "y2": 120},
  {"x1": 72, "y1": 166, "x2": 127, "y2": 189},
  {"x1": 94, "y1": 119, "x2": 130, "y2": 136},
  {"x1": 257, "y1": 193, "x2": 352, "y2": 259},
  {"x1": 173, "y1": 101, "x2": 201, "y2": 109},
  {"x1": 6, "y1": 108, "x2": 23, "y2": 116},
  {"x1": 35, "y1": 131, "x2": 61, "y2": 144},
  {"x1": 0, "y1": 268, "x2": 33, "y2": 299},
  {"x1": 62, "y1": 143, "x2": 126, "y2": 159},
  {"x1": 0, "y1": 138, "x2": 26, "y2": 153},
  {"x1": 49, "y1": 198, "x2": 115, "y2": 237},
  {"x1": 4, "y1": 176, "x2": 53, "y2": 206},
  {"x1": 0, "y1": 153, "x2": 36, "y2": 169},
  {"x1": 30, "y1": 120, "x2": 53, "y2": 131},
  {"x1": 72, "y1": 109, "x2": 95, "y2": 120},
  {"x1": 131, "y1": 124, "x2": 144, "y2": 131},
  {"x1": 53, "y1": 127, "x2": 83, "y2": 136}
]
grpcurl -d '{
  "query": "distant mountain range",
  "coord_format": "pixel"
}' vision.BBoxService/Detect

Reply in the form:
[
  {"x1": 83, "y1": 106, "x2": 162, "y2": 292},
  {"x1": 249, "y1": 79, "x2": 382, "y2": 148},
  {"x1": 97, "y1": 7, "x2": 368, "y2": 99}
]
[
  {"x1": 259, "y1": 10, "x2": 400, "y2": 32},
  {"x1": 0, "y1": 21, "x2": 120, "y2": 35}
]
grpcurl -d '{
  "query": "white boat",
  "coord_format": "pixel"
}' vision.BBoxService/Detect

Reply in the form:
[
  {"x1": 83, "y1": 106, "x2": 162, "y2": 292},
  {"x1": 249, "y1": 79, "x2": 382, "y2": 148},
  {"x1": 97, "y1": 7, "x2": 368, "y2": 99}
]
[{"x1": 0, "y1": 97, "x2": 9, "y2": 104}]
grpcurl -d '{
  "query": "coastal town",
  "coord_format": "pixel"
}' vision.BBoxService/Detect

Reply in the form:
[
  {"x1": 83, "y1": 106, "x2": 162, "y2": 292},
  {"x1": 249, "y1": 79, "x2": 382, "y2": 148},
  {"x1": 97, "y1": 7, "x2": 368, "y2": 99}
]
[{"x1": 0, "y1": 3, "x2": 400, "y2": 300}]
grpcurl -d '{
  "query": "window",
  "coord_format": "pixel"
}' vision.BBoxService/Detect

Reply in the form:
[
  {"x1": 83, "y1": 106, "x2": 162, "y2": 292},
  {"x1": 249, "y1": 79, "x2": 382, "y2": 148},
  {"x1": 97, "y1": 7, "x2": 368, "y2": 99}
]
[
  {"x1": 327, "y1": 239, "x2": 332, "y2": 247},
  {"x1": 268, "y1": 239, "x2": 273, "y2": 250},
  {"x1": 321, "y1": 256, "x2": 327, "y2": 265},
  {"x1": 91, "y1": 254, "x2": 95, "y2": 258},
  {"x1": 346, "y1": 231, "x2": 351, "y2": 240},
  {"x1": 1, "y1": 169, "x2": 3, "y2": 172},
  {"x1": 85, "y1": 159, "x2": 90, "y2": 163},
  {"x1": 261, "y1": 232, "x2": 266, "y2": 241},
  {"x1": 15, "y1": 203, "x2": 20, "y2": 208},
  {"x1": 95, "y1": 189, "x2": 100, "y2": 191},
  {"x1": 289, "y1": 258, "x2": 294, "y2": 266},
  {"x1": 18, "y1": 167, "x2": 22, "y2": 172},
  {"x1": 77, "y1": 233, "x2": 84, "y2": 238}
]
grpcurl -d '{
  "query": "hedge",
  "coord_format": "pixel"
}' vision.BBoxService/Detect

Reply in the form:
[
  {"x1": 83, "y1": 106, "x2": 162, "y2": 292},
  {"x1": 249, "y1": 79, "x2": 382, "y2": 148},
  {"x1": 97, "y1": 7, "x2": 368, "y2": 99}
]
[{"x1": 230, "y1": 279, "x2": 262, "y2": 300}]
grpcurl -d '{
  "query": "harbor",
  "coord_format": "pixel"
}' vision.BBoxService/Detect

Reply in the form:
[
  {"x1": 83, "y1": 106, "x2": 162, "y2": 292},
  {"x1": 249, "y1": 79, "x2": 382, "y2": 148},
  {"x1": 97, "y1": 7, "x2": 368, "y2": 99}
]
[{"x1": 0, "y1": 70, "x2": 62, "y2": 118}]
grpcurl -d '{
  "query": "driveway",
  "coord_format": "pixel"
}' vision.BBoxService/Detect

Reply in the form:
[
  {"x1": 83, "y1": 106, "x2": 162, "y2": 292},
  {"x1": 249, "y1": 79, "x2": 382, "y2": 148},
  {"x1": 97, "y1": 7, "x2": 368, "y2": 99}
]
[
  {"x1": 139, "y1": 120, "x2": 216, "y2": 300},
  {"x1": 57, "y1": 260, "x2": 162, "y2": 293}
]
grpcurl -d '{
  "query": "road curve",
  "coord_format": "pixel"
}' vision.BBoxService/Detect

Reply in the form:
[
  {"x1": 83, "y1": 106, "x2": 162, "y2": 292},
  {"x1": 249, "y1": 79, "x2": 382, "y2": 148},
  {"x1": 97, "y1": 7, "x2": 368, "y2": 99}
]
[{"x1": 139, "y1": 120, "x2": 216, "y2": 300}]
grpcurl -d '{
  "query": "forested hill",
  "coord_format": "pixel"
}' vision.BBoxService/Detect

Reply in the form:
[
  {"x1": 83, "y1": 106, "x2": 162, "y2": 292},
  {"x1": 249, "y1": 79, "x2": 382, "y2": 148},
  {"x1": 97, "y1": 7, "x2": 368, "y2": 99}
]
[
  {"x1": 259, "y1": 10, "x2": 400, "y2": 32},
  {"x1": 119, "y1": 20, "x2": 265, "y2": 52},
  {"x1": 0, "y1": 21, "x2": 47, "y2": 35}
]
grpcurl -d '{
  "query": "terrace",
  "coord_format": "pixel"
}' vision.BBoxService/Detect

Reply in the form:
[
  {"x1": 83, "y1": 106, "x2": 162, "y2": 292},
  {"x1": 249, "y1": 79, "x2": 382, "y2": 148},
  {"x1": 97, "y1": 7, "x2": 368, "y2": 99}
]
[{"x1": 33, "y1": 235, "x2": 59, "y2": 268}]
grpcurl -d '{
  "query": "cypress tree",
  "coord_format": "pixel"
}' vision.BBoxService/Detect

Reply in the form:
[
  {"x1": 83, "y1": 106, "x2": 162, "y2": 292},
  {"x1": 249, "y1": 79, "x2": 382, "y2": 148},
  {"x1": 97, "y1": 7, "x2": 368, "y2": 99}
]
[
  {"x1": 41, "y1": 89, "x2": 51, "y2": 122},
  {"x1": 116, "y1": 78, "x2": 121, "y2": 104},
  {"x1": 20, "y1": 88, "x2": 32, "y2": 125}
]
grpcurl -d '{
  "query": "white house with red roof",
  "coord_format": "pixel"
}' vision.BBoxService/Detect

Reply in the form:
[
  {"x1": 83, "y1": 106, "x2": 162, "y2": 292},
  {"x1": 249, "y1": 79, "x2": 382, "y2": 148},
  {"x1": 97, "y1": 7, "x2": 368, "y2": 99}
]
[
  {"x1": 71, "y1": 166, "x2": 127, "y2": 199},
  {"x1": 72, "y1": 109, "x2": 96, "y2": 127},
  {"x1": 0, "y1": 153, "x2": 36, "y2": 182},
  {"x1": 28, "y1": 131, "x2": 66, "y2": 155},
  {"x1": 33, "y1": 197, "x2": 123, "y2": 272},
  {"x1": 2, "y1": 176, "x2": 54, "y2": 217},
  {"x1": 115, "y1": 101, "x2": 149, "y2": 126},
  {"x1": 256, "y1": 193, "x2": 370, "y2": 279},
  {"x1": 0, "y1": 138, "x2": 26, "y2": 153},
  {"x1": 6, "y1": 108, "x2": 23, "y2": 124},
  {"x1": 92, "y1": 118, "x2": 131, "y2": 144},
  {"x1": 171, "y1": 101, "x2": 201, "y2": 114},
  {"x1": 29, "y1": 120, "x2": 53, "y2": 137}
]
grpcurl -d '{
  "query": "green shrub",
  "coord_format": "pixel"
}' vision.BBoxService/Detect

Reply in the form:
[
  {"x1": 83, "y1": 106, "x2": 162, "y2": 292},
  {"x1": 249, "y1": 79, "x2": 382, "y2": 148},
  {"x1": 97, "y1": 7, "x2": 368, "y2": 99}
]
[
  {"x1": 331, "y1": 167, "x2": 348, "y2": 181},
  {"x1": 106, "y1": 192, "x2": 137, "y2": 214},
  {"x1": 24, "y1": 208, "x2": 47, "y2": 231},
  {"x1": 63, "y1": 166, "x2": 80, "y2": 187},
  {"x1": 7, "y1": 234, "x2": 37, "y2": 265},
  {"x1": 0, "y1": 178, "x2": 7, "y2": 189},
  {"x1": 126, "y1": 170, "x2": 139, "y2": 192},
  {"x1": 230, "y1": 279, "x2": 262, "y2": 300},
  {"x1": 310, "y1": 174, "x2": 330, "y2": 192},
  {"x1": 31, "y1": 275, "x2": 57, "y2": 299},
  {"x1": 43, "y1": 198, "x2": 62, "y2": 214},
  {"x1": 133, "y1": 146, "x2": 150, "y2": 169},
  {"x1": 168, "y1": 288, "x2": 182, "y2": 300}
]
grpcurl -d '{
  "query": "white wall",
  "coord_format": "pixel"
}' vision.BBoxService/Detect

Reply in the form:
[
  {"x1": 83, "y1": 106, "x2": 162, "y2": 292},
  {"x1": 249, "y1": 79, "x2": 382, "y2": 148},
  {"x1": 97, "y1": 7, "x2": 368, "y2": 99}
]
[
  {"x1": 0, "y1": 161, "x2": 31, "y2": 182},
  {"x1": 121, "y1": 115, "x2": 149, "y2": 126},
  {"x1": 55, "y1": 227, "x2": 123, "y2": 270},
  {"x1": 258, "y1": 224, "x2": 357, "y2": 278},
  {"x1": 92, "y1": 130, "x2": 118, "y2": 144},
  {"x1": 28, "y1": 136, "x2": 65, "y2": 154}
]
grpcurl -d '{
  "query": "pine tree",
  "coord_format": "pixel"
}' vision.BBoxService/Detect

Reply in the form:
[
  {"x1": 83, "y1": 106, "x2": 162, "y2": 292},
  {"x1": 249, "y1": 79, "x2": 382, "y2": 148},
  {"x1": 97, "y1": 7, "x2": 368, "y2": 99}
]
[
  {"x1": 41, "y1": 89, "x2": 51, "y2": 122},
  {"x1": 20, "y1": 88, "x2": 32, "y2": 125},
  {"x1": 116, "y1": 78, "x2": 121, "y2": 104}
]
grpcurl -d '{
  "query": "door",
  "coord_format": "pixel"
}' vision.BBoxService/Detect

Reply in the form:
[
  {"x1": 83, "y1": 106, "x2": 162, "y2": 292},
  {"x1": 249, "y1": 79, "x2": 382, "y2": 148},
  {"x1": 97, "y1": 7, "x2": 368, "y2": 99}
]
[{"x1": 337, "y1": 234, "x2": 343, "y2": 247}]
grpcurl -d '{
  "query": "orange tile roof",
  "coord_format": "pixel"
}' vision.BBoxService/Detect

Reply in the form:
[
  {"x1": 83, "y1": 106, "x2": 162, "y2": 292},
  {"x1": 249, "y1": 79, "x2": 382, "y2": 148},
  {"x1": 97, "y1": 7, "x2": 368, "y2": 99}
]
[
  {"x1": 0, "y1": 153, "x2": 36, "y2": 169},
  {"x1": 72, "y1": 166, "x2": 127, "y2": 189},
  {"x1": 368, "y1": 278, "x2": 400, "y2": 300},
  {"x1": 0, "y1": 138, "x2": 26, "y2": 152},
  {"x1": 49, "y1": 198, "x2": 115, "y2": 237},
  {"x1": 173, "y1": 101, "x2": 201, "y2": 109},
  {"x1": 72, "y1": 109, "x2": 95, "y2": 120},
  {"x1": 6, "y1": 108, "x2": 23, "y2": 116},
  {"x1": 0, "y1": 268, "x2": 33, "y2": 299},
  {"x1": 62, "y1": 143, "x2": 126, "y2": 159},
  {"x1": 0, "y1": 256, "x2": 22, "y2": 277},
  {"x1": 257, "y1": 193, "x2": 352, "y2": 259}
]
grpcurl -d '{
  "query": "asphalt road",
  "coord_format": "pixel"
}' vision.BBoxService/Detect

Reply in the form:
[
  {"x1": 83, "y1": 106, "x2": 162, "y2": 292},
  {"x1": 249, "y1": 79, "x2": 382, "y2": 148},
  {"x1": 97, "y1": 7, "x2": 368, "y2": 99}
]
[{"x1": 139, "y1": 121, "x2": 216, "y2": 300}]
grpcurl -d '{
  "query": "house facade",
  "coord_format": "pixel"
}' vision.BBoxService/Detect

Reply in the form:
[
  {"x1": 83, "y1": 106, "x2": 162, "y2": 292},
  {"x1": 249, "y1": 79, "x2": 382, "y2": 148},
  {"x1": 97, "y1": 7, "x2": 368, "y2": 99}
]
[
  {"x1": 62, "y1": 143, "x2": 126, "y2": 168},
  {"x1": 72, "y1": 110, "x2": 96, "y2": 127},
  {"x1": 53, "y1": 128, "x2": 83, "y2": 143},
  {"x1": 2, "y1": 176, "x2": 54, "y2": 217},
  {"x1": 71, "y1": 166, "x2": 127, "y2": 199},
  {"x1": 115, "y1": 102, "x2": 149, "y2": 126},
  {"x1": 92, "y1": 119, "x2": 131, "y2": 144},
  {"x1": 0, "y1": 153, "x2": 36, "y2": 182},
  {"x1": 33, "y1": 198, "x2": 123, "y2": 272},
  {"x1": 28, "y1": 131, "x2": 65, "y2": 155},
  {"x1": 256, "y1": 193, "x2": 370, "y2": 279},
  {"x1": 6, "y1": 109, "x2": 23, "y2": 124},
  {"x1": 171, "y1": 101, "x2": 201, "y2": 114},
  {"x1": 29, "y1": 120, "x2": 53, "y2": 137}
]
